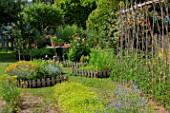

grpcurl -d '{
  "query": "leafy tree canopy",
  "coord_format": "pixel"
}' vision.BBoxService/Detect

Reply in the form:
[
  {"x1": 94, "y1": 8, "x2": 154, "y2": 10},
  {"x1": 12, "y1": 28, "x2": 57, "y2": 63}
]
[
  {"x1": 54, "y1": 0, "x2": 97, "y2": 29},
  {"x1": 0, "y1": 0, "x2": 26, "y2": 26},
  {"x1": 23, "y1": 3, "x2": 64, "y2": 34}
]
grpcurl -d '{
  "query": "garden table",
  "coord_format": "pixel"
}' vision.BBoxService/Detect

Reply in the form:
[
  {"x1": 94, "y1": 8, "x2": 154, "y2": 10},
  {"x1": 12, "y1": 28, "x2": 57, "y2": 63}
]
[{"x1": 47, "y1": 46, "x2": 70, "y2": 61}]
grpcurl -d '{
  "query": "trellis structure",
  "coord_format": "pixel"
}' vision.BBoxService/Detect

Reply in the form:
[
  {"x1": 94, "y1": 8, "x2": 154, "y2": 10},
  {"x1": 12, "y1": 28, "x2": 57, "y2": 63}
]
[{"x1": 117, "y1": 0, "x2": 169, "y2": 101}]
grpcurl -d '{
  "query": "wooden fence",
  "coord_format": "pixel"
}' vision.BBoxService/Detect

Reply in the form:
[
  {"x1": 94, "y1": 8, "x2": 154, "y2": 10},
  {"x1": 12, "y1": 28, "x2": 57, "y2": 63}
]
[
  {"x1": 0, "y1": 34, "x2": 14, "y2": 50},
  {"x1": 72, "y1": 68, "x2": 111, "y2": 78},
  {"x1": 63, "y1": 61, "x2": 87, "y2": 67},
  {"x1": 15, "y1": 75, "x2": 68, "y2": 88}
]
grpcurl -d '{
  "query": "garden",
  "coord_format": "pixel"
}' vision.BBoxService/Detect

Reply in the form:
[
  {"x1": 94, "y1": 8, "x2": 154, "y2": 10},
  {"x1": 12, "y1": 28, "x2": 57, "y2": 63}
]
[{"x1": 0, "y1": 0, "x2": 170, "y2": 113}]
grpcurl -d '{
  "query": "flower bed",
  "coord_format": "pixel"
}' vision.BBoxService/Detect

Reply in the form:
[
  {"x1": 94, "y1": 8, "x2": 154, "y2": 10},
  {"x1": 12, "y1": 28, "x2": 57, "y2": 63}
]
[{"x1": 16, "y1": 75, "x2": 68, "y2": 88}]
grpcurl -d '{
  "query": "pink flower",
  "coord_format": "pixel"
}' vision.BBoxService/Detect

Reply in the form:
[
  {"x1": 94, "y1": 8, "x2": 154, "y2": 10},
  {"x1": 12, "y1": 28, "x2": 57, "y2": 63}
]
[{"x1": 31, "y1": 43, "x2": 36, "y2": 48}]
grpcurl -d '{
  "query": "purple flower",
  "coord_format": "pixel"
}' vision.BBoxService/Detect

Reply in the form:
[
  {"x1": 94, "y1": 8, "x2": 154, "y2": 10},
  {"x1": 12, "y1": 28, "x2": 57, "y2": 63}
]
[
  {"x1": 116, "y1": 86, "x2": 121, "y2": 90},
  {"x1": 116, "y1": 103, "x2": 122, "y2": 109},
  {"x1": 115, "y1": 92, "x2": 119, "y2": 95},
  {"x1": 133, "y1": 86, "x2": 138, "y2": 90},
  {"x1": 130, "y1": 102, "x2": 133, "y2": 107},
  {"x1": 114, "y1": 82, "x2": 117, "y2": 84},
  {"x1": 137, "y1": 98, "x2": 141, "y2": 102},
  {"x1": 126, "y1": 98, "x2": 128, "y2": 102},
  {"x1": 143, "y1": 107, "x2": 146, "y2": 110},
  {"x1": 142, "y1": 100, "x2": 145, "y2": 103}
]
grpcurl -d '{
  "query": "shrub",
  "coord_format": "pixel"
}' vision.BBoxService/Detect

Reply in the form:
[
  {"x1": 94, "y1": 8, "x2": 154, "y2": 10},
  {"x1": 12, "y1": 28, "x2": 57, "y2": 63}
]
[
  {"x1": 56, "y1": 25, "x2": 84, "y2": 43},
  {"x1": 32, "y1": 59, "x2": 62, "y2": 79},
  {"x1": 5, "y1": 61, "x2": 37, "y2": 80},
  {"x1": 79, "y1": 48, "x2": 115, "y2": 71},
  {"x1": 0, "y1": 74, "x2": 22, "y2": 112},
  {"x1": 68, "y1": 34, "x2": 90, "y2": 62},
  {"x1": 54, "y1": 82, "x2": 104, "y2": 113}
]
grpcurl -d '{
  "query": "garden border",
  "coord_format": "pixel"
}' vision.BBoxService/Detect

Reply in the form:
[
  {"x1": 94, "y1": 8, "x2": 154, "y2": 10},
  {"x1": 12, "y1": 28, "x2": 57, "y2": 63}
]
[
  {"x1": 16, "y1": 75, "x2": 68, "y2": 88},
  {"x1": 72, "y1": 68, "x2": 111, "y2": 78},
  {"x1": 62, "y1": 61, "x2": 87, "y2": 67}
]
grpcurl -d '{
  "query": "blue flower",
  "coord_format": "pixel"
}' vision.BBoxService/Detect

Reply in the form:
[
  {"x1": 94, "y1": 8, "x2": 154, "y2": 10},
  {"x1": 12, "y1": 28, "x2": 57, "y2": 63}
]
[{"x1": 116, "y1": 103, "x2": 122, "y2": 109}]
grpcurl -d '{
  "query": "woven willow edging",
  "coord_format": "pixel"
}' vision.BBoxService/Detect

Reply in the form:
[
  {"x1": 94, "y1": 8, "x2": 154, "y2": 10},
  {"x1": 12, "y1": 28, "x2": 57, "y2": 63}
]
[
  {"x1": 63, "y1": 61, "x2": 87, "y2": 67},
  {"x1": 16, "y1": 75, "x2": 68, "y2": 88},
  {"x1": 72, "y1": 68, "x2": 111, "y2": 78}
]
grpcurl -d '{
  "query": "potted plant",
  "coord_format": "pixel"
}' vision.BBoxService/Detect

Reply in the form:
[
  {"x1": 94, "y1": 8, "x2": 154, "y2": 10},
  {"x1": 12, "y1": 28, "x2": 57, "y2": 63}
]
[
  {"x1": 57, "y1": 39, "x2": 64, "y2": 46},
  {"x1": 50, "y1": 35, "x2": 57, "y2": 47}
]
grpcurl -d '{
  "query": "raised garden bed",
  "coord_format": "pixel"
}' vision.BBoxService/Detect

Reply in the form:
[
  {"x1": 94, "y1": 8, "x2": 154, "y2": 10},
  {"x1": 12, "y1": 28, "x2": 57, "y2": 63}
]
[
  {"x1": 63, "y1": 61, "x2": 87, "y2": 67},
  {"x1": 72, "y1": 68, "x2": 111, "y2": 78},
  {"x1": 15, "y1": 75, "x2": 68, "y2": 88}
]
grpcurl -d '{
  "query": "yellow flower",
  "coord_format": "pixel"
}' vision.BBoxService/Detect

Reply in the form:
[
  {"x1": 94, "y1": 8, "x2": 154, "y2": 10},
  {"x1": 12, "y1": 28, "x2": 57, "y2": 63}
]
[
  {"x1": 0, "y1": 74, "x2": 8, "y2": 79},
  {"x1": 11, "y1": 75, "x2": 18, "y2": 79}
]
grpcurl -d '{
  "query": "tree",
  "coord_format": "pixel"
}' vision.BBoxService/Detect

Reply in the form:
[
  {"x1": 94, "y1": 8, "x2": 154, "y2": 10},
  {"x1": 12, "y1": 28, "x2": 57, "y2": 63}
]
[
  {"x1": 0, "y1": 0, "x2": 26, "y2": 26},
  {"x1": 54, "y1": 0, "x2": 97, "y2": 29},
  {"x1": 86, "y1": 0, "x2": 120, "y2": 48},
  {"x1": 23, "y1": 3, "x2": 64, "y2": 34}
]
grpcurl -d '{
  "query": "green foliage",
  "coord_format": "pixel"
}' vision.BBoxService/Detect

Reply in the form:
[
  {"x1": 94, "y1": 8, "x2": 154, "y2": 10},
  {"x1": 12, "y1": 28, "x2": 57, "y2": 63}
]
[
  {"x1": 56, "y1": 25, "x2": 83, "y2": 43},
  {"x1": 32, "y1": 59, "x2": 62, "y2": 79},
  {"x1": 54, "y1": 0, "x2": 97, "y2": 29},
  {"x1": 0, "y1": 0, "x2": 26, "y2": 25},
  {"x1": 68, "y1": 34, "x2": 90, "y2": 62},
  {"x1": 0, "y1": 74, "x2": 22, "y2": 112},
  {"x1": 86, "y1": 0, "x2": 119, "y2": 48},
  {"x1": 54, "y1": 82, "x2": 104, "y2": 113},
  {"x1": 80, "y1": 55, "x2": 90, "y2": 63},
  {"x1": 79, "y1": 48, "x2": 115, "y2": 71},
  {"x1": 43, "y1": 63, "x2": 62, "y2": 77},
  {"x1": 110, "y1": 51, "x2": 170, "y2": 111},
  {"x1": 23, "y1": 3, "x2": 64, "y2": 34}
]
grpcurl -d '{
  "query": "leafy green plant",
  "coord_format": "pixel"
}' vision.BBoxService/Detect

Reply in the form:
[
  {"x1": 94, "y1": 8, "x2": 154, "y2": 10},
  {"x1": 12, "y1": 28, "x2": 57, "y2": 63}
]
[
  {"x1": 110, "y1": 50, "x2": 170, "y2": 111},
  {"x1": 56, "y1": 25, "x2": 83, "y2": 43},
  {"x1": 79, "y1": 48, "x2": 115, "y2": 71},
  {"x1": 80, "y1": 55, "x2": 90, "y2": 63},
  {"x1": 68, "y1": 34, "x2": 90, "y2": 62},
  {"x1": 33, "y1": 60, "x2": 62, "y2": 79},
  {"x1": 54, "y1": 82, "x2": 104, "y2": 113},
  {"x1": 43, "y1": 63, "x2": 62, "y2": 77},
  {"x1": 0, "y1": 74, "x2": 22, "y2": 112}
]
